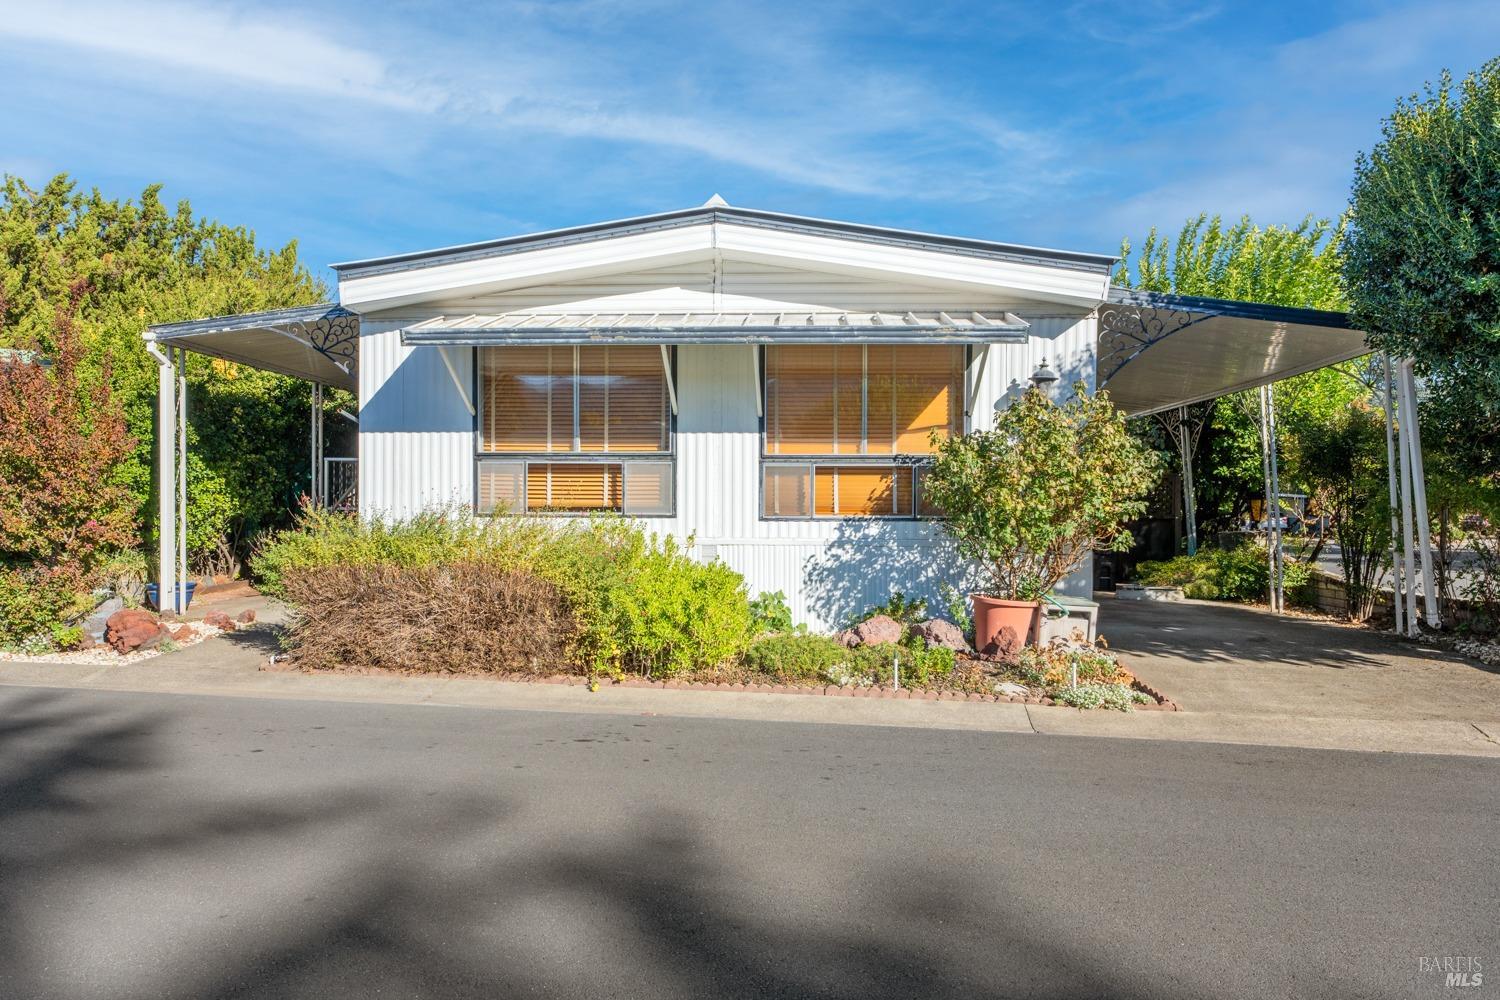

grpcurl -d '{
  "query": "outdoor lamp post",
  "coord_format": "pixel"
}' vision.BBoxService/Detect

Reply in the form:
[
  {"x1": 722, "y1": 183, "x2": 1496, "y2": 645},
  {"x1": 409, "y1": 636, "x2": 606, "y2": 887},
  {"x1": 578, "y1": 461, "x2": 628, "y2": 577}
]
[{"x1": 1029, "y1": 359, "x2": 1059, "y2": 389}]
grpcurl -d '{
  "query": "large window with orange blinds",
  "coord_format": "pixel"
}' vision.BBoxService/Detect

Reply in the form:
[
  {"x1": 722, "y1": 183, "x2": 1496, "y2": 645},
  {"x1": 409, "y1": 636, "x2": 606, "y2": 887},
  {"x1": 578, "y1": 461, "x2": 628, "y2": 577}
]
[
  {"x1": 762, "y1": 344, "x2": 965, "y2": 518},
  {"x1": 475, "y1": 345, "x2": 674, "y2": 515}
]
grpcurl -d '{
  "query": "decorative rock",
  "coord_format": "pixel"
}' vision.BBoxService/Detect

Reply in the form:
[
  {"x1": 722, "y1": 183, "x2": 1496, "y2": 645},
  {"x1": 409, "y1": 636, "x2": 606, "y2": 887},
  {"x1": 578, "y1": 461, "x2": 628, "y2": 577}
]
[
  {"x1": 994, "y1": 681, "x2": 1030, "y2": 698},
  {"x1": 104, "y1": 608, "x2": 167, "y2": 654},
  {"x1": 235, "y1": 608, "x2": 257, "y2": 624},
  {"x1": 170, "y1": 625, "x2": 195, "y2": 642},
  {"x1": 82, "y1": 597, "x2": 124, "y2": 642},
  {"x1": 979, "y1": 625, "x2": 1022, "y2": 664},
  {"x1": 833, "y1": 630, "x2": 859, "y2": 648},
  {"x1": 911, "y1": 618, "x2": 971, "y2": 653},
  {"x1": 850, "y1": 614, "x2": 904, "y2": 647},
  {"x1": 203, "y1": 610, "x2": 237, "y2": 632}
]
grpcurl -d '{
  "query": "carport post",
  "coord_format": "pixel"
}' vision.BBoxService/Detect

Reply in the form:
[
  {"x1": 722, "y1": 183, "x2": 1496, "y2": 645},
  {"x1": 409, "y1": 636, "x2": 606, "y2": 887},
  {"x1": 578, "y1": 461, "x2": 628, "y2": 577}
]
[
  {"x1": 1381, "y1": 356, "x2": 1405, "y2": 635},
  {"x1": 146, "y1": 340, "x2": 177, "y2": 616},
  {"x1": 176, "y1": 348, "x2": 187, "y2": 613},
  {"x1": 1399, "y1": 360, "x2": 1440, "y2": 628},
  {"x1": 1177, "y1": 406, "x2": 1198, "y2": 556},
  {"x1": 1395, "y1": 374, "x2": 1419, "y2": 636},
  {"x1": 1257, "y1": 385, "x2": 1284, "y2": 614},
  {"x1": 310, "y1": 382, "x2": 324, "y2": 505}
]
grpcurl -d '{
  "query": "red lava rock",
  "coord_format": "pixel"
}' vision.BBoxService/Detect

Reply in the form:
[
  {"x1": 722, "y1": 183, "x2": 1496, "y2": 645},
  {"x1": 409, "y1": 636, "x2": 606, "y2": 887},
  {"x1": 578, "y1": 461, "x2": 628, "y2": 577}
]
[
  {"x1": 911, "y1": 618, "x2": 972, "y2": 653},
  {"x1": 171, "y1": 625, "x2": 195, "y2": 642},
  {"x1": 850, "y1": 614, "x2": 904, "y2": 647},
  {"x1": 202, "y1": 610, "x2": 237, "y2": 632},
  {"x1": 104, "y1": 608, "x2": 167, "y2": 654},
  {"x1": 235, "y1": 609, "x2": 257, "y2": 624}
]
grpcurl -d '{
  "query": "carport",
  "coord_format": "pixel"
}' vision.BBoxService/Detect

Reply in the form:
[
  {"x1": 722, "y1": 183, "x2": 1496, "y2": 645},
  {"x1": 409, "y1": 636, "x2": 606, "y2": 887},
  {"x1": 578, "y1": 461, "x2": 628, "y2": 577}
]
[
  {"x1": 141, "y1": 304, "x2": 359, "y2": 614},
  {"x1": 1094, "y1": 287, "x2": 1438, "y2": 634}
]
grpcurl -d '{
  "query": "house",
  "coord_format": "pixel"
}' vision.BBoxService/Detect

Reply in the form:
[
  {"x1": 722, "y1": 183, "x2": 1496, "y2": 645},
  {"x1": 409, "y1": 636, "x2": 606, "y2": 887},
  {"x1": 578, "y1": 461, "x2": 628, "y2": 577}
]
[{"x1": 144, "y1": 200, "x2": 1369, "y2": 629}]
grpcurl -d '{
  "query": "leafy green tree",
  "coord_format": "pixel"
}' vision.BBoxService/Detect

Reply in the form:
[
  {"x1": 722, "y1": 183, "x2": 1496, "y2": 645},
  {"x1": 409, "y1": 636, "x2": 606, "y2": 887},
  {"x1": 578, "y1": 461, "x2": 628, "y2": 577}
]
[
  {"x1": 1115, "y1": 214, "x2": 1365, "y2": 534},
  {"x1": 922, "y1": 385, "x2": 1162, "y2": 599},
  {"x1": 1345, "y1": 58, "x2": 1500, "y2": 486},
  {"x1": 0, "y1": 173, "x2": 333, "y2": 570},
  {"x1": 1287, "y1": 401, "x2": 1392, "y2": 618}
]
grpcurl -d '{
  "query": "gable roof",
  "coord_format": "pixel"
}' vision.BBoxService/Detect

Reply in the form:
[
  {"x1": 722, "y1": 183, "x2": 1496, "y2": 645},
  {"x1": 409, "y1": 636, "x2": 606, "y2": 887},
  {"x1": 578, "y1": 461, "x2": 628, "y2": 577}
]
[{"x1": 331, "y1": 205, "x2": 1118, "y2": 280}]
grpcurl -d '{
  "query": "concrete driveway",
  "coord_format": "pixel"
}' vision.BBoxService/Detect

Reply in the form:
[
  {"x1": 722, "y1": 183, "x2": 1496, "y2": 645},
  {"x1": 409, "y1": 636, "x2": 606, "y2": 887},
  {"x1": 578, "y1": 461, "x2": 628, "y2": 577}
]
[{"x1": 1098, "y1": 594, "x2": 1500, "y2": 727}]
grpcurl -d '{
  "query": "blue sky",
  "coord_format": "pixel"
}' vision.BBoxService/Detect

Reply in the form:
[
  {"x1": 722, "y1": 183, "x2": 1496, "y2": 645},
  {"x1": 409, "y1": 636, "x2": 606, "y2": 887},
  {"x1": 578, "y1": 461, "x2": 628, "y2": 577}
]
[{"x1": 3, "y1": 1, "x2": 1496, "y2": 284}]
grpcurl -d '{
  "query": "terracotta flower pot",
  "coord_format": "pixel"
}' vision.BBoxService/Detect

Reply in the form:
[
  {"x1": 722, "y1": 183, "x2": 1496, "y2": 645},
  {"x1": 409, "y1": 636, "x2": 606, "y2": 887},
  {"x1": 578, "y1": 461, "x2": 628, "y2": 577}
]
[{"x1": 971, "y1": 595, "x2": 1040, "y2": 653}]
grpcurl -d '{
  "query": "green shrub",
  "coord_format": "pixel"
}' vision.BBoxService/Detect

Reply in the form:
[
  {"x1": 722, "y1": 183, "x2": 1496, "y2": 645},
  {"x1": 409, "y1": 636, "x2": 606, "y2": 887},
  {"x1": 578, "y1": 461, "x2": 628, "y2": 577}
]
[
  {"x1": 1136, "y1": 542, "x2": 1314, "y2": 605},
  {"x1": 1182, "y1": 578, "x2": 1219, "y2": 600},
  {"x1": 0, "y1": 565, "x2": 89, "y2": 647},
  {"x1": 49, "y1": 624, "x2": 84, "y2": 651},
  {"x1": 939, "y1": 582, "x2": 972, "y2": 636},
  {"x1": 744, "y1": 633, "x2": 849, "y2": 681},
  {"x1": 749, "y1": 590, "x2": 797, "y2": 634},
  {"x1": 855, "y1": 591, "x2": 928, "y2": 627}
]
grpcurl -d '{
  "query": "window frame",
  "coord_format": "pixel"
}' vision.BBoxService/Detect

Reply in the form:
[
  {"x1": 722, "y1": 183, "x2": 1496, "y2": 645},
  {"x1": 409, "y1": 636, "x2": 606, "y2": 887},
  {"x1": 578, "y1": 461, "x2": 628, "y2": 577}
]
[
  {"x1": 472, "y1": 345, "x2": 677, "y2": 517},
  {"x1": 758, "y1": 344, "x2": 970, "y2": 521}
]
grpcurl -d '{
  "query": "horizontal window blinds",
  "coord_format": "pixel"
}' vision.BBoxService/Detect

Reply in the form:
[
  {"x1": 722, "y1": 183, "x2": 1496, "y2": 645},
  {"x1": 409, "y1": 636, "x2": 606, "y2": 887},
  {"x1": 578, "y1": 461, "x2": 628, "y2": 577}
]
[
  {"x1": 765, "y1": 345, "x2": 963, "y2": 456},
  {"x1": 482, "y1": 346, "x2": 668, "y2": 454}
]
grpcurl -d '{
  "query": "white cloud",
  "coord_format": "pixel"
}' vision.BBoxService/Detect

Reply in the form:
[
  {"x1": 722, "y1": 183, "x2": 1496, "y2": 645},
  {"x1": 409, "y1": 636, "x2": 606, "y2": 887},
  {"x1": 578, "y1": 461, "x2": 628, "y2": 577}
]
[
  {"x1": 3, "y1": 1, "x2": 440, "y2": 111},
  {"x1": 0, "y1": 0, "x2": 1066, "y2": 204}
]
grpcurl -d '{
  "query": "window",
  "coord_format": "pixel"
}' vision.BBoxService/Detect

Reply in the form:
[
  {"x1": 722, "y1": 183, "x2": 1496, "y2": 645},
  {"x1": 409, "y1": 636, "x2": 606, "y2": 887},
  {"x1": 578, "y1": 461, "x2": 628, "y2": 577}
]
[
  {"x1": 477, "y1": 346, "x2": 674, "y2": 515},
  {"x1": 762, "y1": 344, "x2": 964, "y2": 518}
]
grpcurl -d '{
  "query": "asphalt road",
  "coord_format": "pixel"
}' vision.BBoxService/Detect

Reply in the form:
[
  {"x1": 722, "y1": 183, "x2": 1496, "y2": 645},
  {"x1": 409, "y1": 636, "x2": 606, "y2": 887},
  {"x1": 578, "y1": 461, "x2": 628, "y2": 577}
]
[{"x1": 0, "y1": 687, "x2": 1492, "y2": 1000}]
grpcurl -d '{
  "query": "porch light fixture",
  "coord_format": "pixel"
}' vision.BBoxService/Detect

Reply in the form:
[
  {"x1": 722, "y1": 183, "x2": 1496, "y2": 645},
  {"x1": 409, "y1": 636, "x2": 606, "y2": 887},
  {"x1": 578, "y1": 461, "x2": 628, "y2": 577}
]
[{"x1": 1029, "y1": 359, "x2": 1059, "y2": 388}]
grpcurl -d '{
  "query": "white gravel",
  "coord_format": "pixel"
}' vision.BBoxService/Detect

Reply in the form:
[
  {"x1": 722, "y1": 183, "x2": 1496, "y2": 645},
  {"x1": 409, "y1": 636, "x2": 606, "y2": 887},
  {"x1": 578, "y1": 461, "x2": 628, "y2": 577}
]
[{"x1": 0, "y1": 621, "x2": 226, "y2": 665}]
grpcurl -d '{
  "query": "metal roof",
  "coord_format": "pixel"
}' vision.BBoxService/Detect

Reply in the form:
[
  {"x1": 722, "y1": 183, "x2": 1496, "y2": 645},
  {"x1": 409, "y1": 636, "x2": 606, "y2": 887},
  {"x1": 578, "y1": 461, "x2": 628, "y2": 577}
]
[
  {"x1": 144, "y1": 303, "x2": 358, "y2": 390},
  {"x1": 1098, "y1": 288, "x2": 1369, "y2": 416},
  {"x1": 332, "y1": 205, "x2": 1118, "y2": 280},
  {"x1": 400, "y1": 310, "x2": 1030, "y2": 347}
]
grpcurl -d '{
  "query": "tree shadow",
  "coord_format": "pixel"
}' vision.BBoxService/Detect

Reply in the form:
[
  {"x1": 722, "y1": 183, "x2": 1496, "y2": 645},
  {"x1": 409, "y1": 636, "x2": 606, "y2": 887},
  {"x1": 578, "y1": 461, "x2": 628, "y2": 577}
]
[
  {"x1": 0, "y1": 688, "x2": 1389, "y2": 1000},
  {"x1": 803, "y1": 520, "x2": 977, "y2": 629}
]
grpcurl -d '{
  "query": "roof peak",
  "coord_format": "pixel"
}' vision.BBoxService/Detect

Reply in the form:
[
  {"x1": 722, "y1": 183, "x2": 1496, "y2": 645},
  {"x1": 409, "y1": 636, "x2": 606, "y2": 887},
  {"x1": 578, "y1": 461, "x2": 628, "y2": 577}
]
[{"x1": 702, "y1": 193, "x2": 730, "y2": 207}]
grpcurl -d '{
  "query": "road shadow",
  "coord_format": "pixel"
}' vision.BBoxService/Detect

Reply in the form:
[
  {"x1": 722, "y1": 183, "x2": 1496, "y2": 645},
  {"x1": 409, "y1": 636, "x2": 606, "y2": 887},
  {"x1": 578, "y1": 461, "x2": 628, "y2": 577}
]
[{"x1": 0, "y1": 688, "x2": 1388, "y2": 1000}]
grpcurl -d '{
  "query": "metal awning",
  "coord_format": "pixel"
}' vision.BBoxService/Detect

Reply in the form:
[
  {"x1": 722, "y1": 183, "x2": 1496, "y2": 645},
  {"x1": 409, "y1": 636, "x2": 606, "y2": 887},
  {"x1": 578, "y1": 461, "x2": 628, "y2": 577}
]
[
  {"x1": 400, "y1": 310, "x2": 1029, "y2": 346},
  {"x1": 1098, "y1": 289, "x2": 1369, "y2": 416},
  {"x1": 144, "y1": 303, "x2": 359, "y2": 390}
]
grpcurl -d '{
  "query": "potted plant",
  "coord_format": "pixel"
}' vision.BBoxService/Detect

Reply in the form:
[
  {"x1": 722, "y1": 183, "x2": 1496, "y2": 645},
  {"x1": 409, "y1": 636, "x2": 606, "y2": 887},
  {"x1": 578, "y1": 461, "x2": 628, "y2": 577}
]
[{"x1": 921, "y1": 383, "x2": 1161, "y2": 653}]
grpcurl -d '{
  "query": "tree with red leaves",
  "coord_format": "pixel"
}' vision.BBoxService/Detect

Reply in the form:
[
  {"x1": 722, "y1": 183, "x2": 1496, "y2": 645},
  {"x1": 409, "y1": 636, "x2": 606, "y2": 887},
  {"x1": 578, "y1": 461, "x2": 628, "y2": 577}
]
[{"x1": 0, "y1": 279, "x2": 137, "y2": 574}]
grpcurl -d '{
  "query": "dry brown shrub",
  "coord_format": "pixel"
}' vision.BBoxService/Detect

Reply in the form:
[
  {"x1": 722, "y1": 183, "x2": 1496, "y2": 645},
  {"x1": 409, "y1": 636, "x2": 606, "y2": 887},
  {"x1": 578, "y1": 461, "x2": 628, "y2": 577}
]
[{"x1": 281, "y1": 562, "x2": 579, "y2": 674}]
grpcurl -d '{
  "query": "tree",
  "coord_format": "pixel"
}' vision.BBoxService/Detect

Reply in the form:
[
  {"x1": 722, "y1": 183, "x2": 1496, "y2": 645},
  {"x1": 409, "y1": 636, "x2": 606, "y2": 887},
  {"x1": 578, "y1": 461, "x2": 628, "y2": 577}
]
[
  {"x1": 0, "y1": 281, "x2": 139, "y2": 644},
  {"x1": 0, "y1": 279, "x2": 136, "y2": 569},
  {"x1": 0, "y1": 174, "x2": 333, "y2": 568},
  {"x1": 1115, "y1": 214, "x2": 1366, "y2": 535},
  {"x1": 921, "y1": 385, "x2": 1162, "y2": 599},
  {"x1": 1345, "y1": 58, "x2": 1500, "y2": 487},
  {"x1": 1289, "y1": 402, "x2": 1391, "y2": 618}
]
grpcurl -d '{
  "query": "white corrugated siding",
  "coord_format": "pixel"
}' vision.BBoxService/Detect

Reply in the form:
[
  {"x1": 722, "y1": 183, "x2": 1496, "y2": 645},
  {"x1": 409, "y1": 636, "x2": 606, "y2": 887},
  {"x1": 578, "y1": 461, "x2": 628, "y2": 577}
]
[
  {"x1": 358, "y1": 271, "x2": 1100, "y2": 628},
  {"x1": 358, "y1": 322, "x2": 474, "y2": 518}
]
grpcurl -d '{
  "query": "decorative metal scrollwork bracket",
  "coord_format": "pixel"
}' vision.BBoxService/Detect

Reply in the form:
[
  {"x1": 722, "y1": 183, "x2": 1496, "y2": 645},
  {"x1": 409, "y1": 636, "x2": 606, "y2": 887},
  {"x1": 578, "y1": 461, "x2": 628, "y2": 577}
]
[{"x1": 1097, "y1": 302, "x2": 1209, "y2": 386}]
